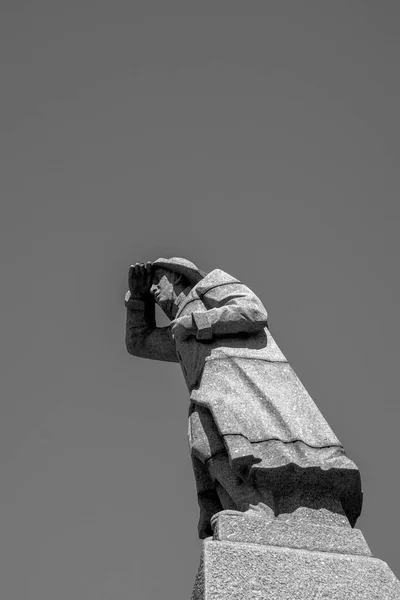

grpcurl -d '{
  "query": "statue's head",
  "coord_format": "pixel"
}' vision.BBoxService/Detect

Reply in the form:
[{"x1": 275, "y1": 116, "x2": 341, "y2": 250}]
[{"x1": 150, "y1": 257, "x2": 206, "y2": 317}]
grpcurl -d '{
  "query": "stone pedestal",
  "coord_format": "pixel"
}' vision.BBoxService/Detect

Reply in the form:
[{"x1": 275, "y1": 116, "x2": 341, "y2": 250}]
[{"x1": 191, "y1": 514, "x2": 400, "y2": 600}]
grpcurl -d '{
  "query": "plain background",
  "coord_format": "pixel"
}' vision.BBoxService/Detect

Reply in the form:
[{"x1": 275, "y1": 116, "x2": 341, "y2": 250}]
[{"x1": 1, "y1": 2, "x2": 399, "y2": 598}]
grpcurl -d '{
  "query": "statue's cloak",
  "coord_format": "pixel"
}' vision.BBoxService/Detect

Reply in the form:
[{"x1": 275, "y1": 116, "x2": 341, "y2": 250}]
[{"x1": 174, "y1": 270, "x2": 361, "y2": 533}]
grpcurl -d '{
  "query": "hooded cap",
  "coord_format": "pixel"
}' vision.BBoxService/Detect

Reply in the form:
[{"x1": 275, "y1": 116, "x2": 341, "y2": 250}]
[{"x1": 152, "y1": 257, "x2": 207, "y2": 286}]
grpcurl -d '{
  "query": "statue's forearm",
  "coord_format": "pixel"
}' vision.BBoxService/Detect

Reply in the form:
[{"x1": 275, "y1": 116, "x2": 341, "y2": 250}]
[
  {"x1": 125, "y1": 292, "x2": 178, "y2": 362},
  {"x1": 188, "y1": 283, "x2": 268, "y2": 341},
  {"x1": 125, "y1": 293, "x2": 155, "y2": 355},
  {"x1": 191, "y1": 301, "x2": 268, "y2": 341}
]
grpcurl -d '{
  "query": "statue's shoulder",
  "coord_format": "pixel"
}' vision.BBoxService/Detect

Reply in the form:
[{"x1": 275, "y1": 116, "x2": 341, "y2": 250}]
[{"x1": 194, "y1": 269, "x2": 241, "y2": 297}]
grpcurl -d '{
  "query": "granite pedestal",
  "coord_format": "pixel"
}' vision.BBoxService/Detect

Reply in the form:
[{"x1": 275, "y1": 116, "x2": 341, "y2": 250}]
[{"x1": 191, "y1": 513, "x2": 400, "y2": 600}]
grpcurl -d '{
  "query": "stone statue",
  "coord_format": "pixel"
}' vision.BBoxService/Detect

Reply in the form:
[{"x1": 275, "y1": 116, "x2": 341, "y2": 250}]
[{"x1": 125, "y1": 257, "x2": 362, "y2": 538}]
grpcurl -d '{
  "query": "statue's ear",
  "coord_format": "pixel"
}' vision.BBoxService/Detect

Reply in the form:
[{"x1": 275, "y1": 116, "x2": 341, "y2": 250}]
[
  {"x1": 165, "y1": 270, "x2": 182, "y2": 286},
  {"x1": 173, "y1": 273, "x2": 183, "y2": 285}
]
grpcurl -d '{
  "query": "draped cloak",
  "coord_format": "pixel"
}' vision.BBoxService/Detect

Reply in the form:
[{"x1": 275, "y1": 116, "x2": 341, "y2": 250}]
[{"x1": 125, "y1": 269, "x2": 362, "y2": 534}]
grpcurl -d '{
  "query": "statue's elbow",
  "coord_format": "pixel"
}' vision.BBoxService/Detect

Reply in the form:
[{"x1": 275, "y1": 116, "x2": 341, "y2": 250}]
[
  {"x1": 125, "y1": 334, "x2": 145, "y2": 358},
  {"x1": 125, "y1": 339, "x2": 136, "y2": 356}
]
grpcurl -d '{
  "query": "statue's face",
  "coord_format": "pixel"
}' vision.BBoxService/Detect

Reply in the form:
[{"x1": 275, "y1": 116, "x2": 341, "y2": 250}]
[{"x1": 150, "y1": 268, "x2": 180, "y2": 316}]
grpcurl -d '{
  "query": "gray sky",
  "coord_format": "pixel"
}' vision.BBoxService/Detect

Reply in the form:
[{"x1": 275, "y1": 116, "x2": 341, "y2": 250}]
[{"x1": 1, "y1": 2, "x2": 400, "y2": 598}]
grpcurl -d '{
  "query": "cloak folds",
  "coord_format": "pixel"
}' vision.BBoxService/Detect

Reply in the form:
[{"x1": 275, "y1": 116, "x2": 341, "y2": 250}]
[{"x1": 188, "y1": 358, "x2": 362, "y2": 531}]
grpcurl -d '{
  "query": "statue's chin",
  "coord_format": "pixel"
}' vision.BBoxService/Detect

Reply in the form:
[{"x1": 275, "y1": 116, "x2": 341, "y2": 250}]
[{"x1": 156, "y1": 299, "x2": 174, "y2": 319}]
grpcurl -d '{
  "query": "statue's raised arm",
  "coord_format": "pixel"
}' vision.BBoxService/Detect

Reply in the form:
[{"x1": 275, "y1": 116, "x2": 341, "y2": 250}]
[{"x1": 125, "y1": 261, "x2": 179, "y2": 362}]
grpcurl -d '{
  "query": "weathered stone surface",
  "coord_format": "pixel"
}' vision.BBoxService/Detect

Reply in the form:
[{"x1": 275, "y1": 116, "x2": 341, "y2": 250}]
[
  {"x1": 125, "y1": 257, "x2": 362, "y2": 536},
  {"x1": 191, "y1": 546, "x2": 205, "y2": 600},
  {"x1": 212, "y1": 512, "x2": 372, "y2": 556},
  {"x1": 192, "y1": 539, "x2": 400, "y2": 600},
  {"x1": 275, "y1": 488, "x2": 351, "y2": 525}
]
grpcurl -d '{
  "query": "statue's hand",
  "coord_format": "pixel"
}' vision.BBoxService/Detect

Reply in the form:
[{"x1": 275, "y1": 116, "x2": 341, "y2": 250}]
[
  {"x1": 170, "y1": 315, "x2": 196, "y2": 342},
  {"x1": 128, "y1": 262, "x2": 153, "y2": 298}
]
